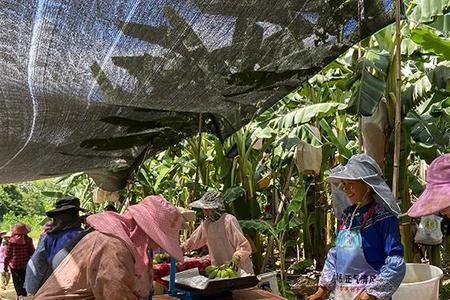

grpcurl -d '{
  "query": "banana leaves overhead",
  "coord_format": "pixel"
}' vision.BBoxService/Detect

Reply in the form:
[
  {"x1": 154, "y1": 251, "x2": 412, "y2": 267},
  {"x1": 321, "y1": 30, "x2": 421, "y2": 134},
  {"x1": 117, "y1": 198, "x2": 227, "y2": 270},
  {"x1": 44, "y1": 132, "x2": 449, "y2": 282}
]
[{"x1": 0, "y1": 0, "x2": 396, "y2": 191}]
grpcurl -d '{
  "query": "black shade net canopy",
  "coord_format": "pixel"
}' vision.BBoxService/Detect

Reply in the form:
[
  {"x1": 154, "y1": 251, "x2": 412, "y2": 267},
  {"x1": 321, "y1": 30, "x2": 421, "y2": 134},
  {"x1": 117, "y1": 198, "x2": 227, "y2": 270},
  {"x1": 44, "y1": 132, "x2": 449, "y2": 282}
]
[{"x1": 0, "y1": 0, "x2": 396, "y2": 191}]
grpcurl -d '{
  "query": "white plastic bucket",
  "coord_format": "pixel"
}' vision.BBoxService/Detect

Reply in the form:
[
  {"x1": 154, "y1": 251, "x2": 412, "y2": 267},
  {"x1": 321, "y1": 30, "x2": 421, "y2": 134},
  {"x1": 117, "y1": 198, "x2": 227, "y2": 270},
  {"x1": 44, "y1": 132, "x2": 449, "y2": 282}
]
[{"x1": 392, "y1": 263, "x2": 443, "y2": 300}]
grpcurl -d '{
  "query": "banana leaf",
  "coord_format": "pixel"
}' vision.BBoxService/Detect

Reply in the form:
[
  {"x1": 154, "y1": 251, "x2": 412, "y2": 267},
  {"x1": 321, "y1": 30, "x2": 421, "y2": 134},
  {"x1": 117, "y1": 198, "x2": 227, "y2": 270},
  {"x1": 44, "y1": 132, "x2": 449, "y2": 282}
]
[
  {"x1": 402, "y1": 62, "x2": 450, "y2": 114},
  {"x1": 275, "y1": 103, "x2": 347, "y2": 128},
  {"x1": 347, "y1": 50, "x2": 390, "y2": 116},
  {"x1": 404, "y1": 111, "x2": 446, "y2": 146},
  {"x1": 410, "y1": 25, "x2": 450, "y2": 60},
  {"x1": 409, "y1": 0, "x2": 450, "y2": 23}
]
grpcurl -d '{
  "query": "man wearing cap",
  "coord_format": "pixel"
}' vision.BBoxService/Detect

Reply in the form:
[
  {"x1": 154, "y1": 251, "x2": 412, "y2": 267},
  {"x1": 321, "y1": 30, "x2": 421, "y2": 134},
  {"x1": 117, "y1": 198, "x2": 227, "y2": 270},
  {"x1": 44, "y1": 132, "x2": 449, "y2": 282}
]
[
  {"x1": 34, "y1": 195, "x2": 184, "y2": 299},
  {"x1": 24, "y1": 196, "x2": 86, "y2": 295},
  {"x1": 181, "y1": 191, "x2": 254, "y2": 274},
  {"x1": 307, "y1": 154, "x2": 405, "y2": 300}
]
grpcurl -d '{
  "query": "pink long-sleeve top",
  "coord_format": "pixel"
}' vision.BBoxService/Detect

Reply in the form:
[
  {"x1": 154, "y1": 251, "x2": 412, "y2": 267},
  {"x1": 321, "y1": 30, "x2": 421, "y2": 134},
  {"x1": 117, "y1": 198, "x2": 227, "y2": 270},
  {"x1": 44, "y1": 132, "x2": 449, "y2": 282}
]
[
  {"x1": 0, "y1": 245, "x2": 6, "y2": 270},
  {"x1": 181, "y1": 213, "x2": 254, "y2": 274},
  {"x1": 34, "y1": 231, "x2": 152, "y2": 300}
]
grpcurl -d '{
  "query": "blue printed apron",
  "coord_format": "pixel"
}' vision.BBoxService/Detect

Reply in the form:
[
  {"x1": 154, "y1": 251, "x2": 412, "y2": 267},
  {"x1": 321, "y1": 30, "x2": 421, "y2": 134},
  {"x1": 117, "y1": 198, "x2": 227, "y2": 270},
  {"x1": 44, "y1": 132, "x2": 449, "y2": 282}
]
[{"x1": 335, "y1": 204, "x2": 377, "y2": 300}]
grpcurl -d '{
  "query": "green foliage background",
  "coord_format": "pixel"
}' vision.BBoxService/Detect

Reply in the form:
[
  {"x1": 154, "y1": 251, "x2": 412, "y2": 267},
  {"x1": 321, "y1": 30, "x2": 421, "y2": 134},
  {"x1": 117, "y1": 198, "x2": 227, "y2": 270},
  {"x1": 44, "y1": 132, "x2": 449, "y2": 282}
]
[{"x1": 0, "y1": 1, "x2": 449, "y2": 298}]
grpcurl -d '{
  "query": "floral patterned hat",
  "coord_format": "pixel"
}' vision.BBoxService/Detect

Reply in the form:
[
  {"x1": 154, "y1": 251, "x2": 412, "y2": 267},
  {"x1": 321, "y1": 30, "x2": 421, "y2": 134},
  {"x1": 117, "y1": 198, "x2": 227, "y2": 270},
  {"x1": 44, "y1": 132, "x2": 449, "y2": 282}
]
[{"x1": 190, "y1": 191, "x2": 224, "y2": 210}]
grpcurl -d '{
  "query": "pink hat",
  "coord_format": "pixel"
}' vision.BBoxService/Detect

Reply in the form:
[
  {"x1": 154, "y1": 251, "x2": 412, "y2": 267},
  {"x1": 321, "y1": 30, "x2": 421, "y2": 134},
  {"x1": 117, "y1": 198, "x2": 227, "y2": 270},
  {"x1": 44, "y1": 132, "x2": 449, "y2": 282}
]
[
  {"x1": 87, "y1": 195, "x2": 184, "y2": 275},
  {"x1": 407, "y1": 154, "x2": 450, "y2": 217},
  {"x1": 127, "y1": 195, "x2": 184, "y2": 261}
]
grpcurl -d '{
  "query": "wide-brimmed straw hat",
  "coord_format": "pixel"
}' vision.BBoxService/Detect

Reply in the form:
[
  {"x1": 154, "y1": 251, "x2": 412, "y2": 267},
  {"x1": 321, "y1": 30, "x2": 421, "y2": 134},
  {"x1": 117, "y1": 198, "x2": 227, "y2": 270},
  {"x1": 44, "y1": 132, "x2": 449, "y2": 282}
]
[
  {"x1": 46, "y1": 196, "x2": 87, "y2": 217},
  {"x1": 190, "y1": 191, "x2": 224, "y2": 210},
  {"x1": 407, "y1": 154, "x2": 450, "y2": 217},
  {"x1": 327, "y1": 154, "x2": 401, "y2": 218},
  {"x1": 127, "y1": 195, "x2": 184, "y2": 261},
  {"x1": 12, "y1": 223, "x2": 30, "y2": 235},
  {"x1": 2, "y1": 232, "x2": 12, "y2": 238}
]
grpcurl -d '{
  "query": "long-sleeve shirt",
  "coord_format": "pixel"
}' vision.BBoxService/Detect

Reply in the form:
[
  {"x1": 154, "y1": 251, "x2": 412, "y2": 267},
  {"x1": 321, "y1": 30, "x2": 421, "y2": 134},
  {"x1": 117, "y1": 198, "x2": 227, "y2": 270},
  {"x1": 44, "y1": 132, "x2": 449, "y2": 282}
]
[
  {"x1": 24, "y1": 236, "x2": 52, "y2": 295},
  {"x1": 44, "y1": 227, "x2": 83, "y2": 264},
  {"x1": 25, "y1": 228, "x2": 84, "y2": 295},
  {"x1": 0, "y1": 245, "x2": 6, "y2": 270},
  {"x1": 181, "y1": 213, "x2": 254, "y2": 274},
  {"x1": 34, "y1": 231, "x2": 152, "y2": 300},
  {"x1": 319, "y1": 202, "x2": 405, "y2": 300},
  {"x1": 5, "y1": 236, "x2": 34, "y2": 270}
]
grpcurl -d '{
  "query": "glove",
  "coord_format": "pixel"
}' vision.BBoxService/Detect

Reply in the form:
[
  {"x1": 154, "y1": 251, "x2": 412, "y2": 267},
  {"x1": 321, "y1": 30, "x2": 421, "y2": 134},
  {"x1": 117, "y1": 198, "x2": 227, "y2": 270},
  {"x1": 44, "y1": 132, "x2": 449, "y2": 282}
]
[
  {"x1": 231, "y1": 255, "x2": 240, "y2": 264},
  {"x1": 230, "y1": 255, "x2": 240, "y2": 270}
]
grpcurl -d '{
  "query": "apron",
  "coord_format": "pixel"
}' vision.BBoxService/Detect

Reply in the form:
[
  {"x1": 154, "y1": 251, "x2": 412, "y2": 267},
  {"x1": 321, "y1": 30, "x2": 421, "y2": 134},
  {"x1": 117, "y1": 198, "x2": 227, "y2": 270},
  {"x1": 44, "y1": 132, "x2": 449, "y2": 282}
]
[{"x1": 335, "y1": 204, "x2": 378, "y2": 300}]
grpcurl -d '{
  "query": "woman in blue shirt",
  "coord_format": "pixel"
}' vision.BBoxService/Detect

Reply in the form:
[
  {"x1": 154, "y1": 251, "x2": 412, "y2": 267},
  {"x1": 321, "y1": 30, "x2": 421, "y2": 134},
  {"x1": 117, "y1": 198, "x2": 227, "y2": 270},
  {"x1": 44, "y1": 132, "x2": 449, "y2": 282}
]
[{"x1": 307, "y1": 154, "x2": 405, "y2": 300}]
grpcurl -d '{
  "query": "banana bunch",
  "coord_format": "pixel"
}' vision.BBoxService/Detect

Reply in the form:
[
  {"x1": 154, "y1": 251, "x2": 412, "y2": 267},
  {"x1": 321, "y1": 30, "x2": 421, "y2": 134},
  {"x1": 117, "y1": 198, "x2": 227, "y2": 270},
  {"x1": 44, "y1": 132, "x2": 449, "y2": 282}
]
[
  {"x1": 205, "y1": 264, "x2": 238, "y2": 279},
  {"x1": 153, "y1": 253, "x2": 170, "y2": 264}
]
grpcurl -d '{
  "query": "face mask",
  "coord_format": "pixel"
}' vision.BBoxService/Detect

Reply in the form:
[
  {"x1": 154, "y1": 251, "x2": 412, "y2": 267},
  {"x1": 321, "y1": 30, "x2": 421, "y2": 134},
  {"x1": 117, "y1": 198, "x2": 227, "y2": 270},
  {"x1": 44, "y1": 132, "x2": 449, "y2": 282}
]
[{"x1": 204, "y1": 208, "x2": 225, "y2": 222}]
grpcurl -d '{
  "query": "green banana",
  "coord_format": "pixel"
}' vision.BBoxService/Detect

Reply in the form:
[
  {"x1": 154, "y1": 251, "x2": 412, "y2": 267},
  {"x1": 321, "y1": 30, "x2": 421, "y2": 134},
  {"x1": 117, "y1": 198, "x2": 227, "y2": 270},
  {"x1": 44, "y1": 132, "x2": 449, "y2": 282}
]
[
  {"x1": 218, "y1": 270, "x2": 227, "y2": 279},
  {"x1": 208, "y1": 269, "x2": 218, "y2": 279},
  {"x1": 205, "y1": 263, "x2": 238, "y2": 279},
  {"x1": 227, "y1": 269, "x2": 237, "y2": 278},
  {"x1": 205, "y1": 266, "x2": 214, "y2": 274}
]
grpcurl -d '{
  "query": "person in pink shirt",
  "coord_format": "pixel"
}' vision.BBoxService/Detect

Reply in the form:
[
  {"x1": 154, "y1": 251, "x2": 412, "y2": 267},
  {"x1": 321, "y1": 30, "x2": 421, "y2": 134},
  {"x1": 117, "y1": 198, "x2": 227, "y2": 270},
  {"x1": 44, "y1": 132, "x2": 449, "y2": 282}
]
[
  {"x1": 181, "y1": 191, "x2": 254, "y2": 274},
  {"x1": 0, "y1": 240, "x2": 10, "y2": 289},
  {"x1": 33, "y1": 195, "x2": 184, "y2": 300}
]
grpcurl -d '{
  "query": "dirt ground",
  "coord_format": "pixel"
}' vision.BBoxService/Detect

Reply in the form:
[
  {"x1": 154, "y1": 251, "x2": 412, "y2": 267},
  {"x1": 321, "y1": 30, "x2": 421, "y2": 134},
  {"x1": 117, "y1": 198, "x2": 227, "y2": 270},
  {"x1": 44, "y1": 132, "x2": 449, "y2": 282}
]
[
  {"x1": 0, "y1": 280, "x2": 17, "y2": 300},
  {"x1": 441, "y1": 276, "x2": 450, "y2": 300},
  {"x1": 0, "y1": 280, "x2": 33, "y2": 300}
]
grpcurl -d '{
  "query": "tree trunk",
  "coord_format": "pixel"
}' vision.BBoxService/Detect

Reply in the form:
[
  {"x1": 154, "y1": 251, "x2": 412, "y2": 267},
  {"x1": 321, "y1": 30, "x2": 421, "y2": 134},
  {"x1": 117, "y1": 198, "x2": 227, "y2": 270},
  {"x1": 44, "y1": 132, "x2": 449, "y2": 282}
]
[
  {"x1": 429, "y1": 245, "x2": 441, "y2": 267},
  {"x1": 382, "y1": 122, "x2": 418, "y2": 263},
  {"x1": 313, "y1": 175, "x2": 327, "y2": 270}
]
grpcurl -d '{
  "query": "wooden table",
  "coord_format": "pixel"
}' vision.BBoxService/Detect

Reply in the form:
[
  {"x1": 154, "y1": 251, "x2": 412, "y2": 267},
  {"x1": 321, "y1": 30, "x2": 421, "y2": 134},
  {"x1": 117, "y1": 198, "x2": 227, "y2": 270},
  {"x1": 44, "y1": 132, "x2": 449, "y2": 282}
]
[{"x1": 153, "y1": 287, "x2": 287, "y2": 299}]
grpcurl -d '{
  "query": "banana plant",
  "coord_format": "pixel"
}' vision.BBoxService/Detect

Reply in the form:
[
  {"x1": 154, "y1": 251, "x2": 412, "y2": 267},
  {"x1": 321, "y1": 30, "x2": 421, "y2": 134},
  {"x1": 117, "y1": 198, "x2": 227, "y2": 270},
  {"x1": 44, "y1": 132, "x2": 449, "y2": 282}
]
[
  {"x1": 239, "y1": 184, "x2": 306, "y2": 299},
  {"x1": 43, "y1": 173, "x2": 97, "y2": 212}
]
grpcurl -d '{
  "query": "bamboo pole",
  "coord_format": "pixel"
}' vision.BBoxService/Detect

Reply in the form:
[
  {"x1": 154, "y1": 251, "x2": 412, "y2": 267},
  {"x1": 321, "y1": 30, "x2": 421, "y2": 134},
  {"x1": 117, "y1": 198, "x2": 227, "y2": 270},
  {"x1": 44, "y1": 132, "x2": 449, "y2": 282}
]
[
  {"x1": 392, "y1": 0, "x2": 402, "y2": 201},
  {"x1": 357, "y1": 39, "x2": 364, "y2": 154},
  {"x1": 393, "y1": 0, "x2": 415, "y2": 263},
  {"x1": 194, "y1": 113, "x2": 203, "y2": 193}
]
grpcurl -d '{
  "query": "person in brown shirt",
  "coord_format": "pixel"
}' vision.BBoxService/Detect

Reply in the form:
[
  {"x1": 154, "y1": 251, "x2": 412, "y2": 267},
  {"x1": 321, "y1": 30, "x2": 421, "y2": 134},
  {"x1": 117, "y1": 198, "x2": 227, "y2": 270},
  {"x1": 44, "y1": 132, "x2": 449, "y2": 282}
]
[{"x1": 34, "y1": 195, "x2": 184, "y2": 299}]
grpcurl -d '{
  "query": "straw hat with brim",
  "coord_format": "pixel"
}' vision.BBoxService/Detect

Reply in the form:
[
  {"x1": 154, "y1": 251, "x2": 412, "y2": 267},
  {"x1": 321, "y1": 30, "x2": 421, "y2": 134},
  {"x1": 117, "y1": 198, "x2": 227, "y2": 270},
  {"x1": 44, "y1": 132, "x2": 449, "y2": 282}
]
[
  {"x1": 407, "y1": 154, "x2": 450, "y2": 217},
  {"x1": 127, "y1": 195, "x2": 184, "y2": 261},
  {"x1": 12, "y1": 223, "x2": 29, "y2": 235},
  {"x1": 177, "y1": 207, "x2": 196, "y2": 230},
  {"x1": 327, "y1": 154, "x2": 401, "y2": 219},
  {"x1": 46, "y1": 196, "x2": 87, "y2": 217},
  {"x1": 190, "y1": 191, "x2": 224, "y2": 210}
]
